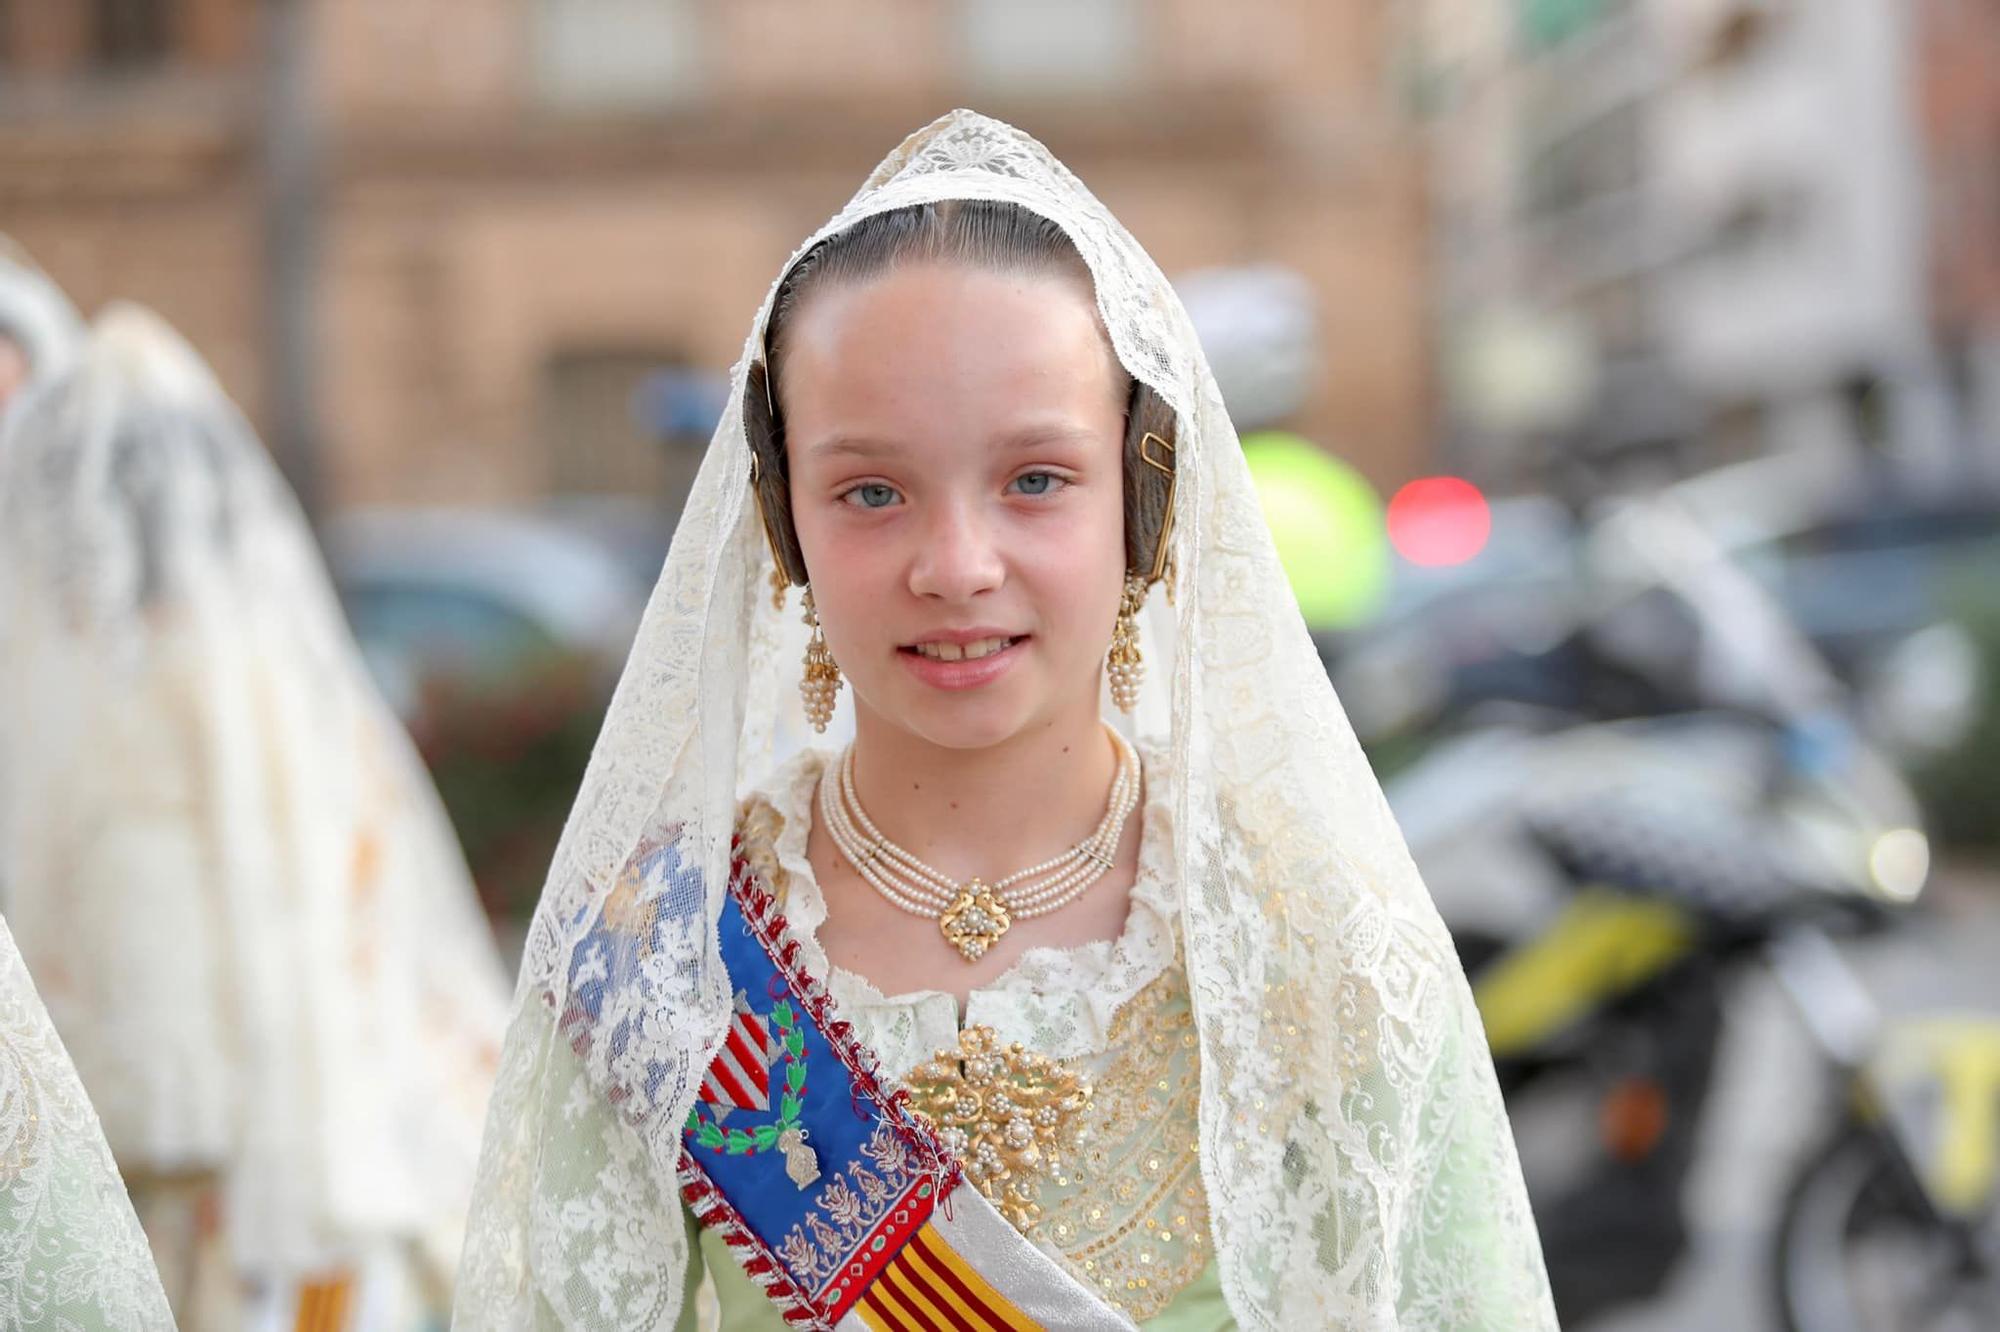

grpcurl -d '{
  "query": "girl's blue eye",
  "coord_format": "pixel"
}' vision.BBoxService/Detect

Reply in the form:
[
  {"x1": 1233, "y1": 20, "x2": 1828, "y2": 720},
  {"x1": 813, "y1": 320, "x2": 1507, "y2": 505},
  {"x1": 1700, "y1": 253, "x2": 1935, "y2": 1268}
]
[
  {"x1": 846, "y1": 483, "x2": 900, "y2": 509},
  {"x1": 1011, "y1": 472, "x2": 1063, "y2": 497}
]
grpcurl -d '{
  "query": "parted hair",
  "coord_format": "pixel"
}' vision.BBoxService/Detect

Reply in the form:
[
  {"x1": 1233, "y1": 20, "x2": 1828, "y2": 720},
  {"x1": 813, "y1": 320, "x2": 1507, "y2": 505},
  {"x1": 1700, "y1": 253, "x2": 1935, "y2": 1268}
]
[{"x1": 744, "y1": 200, "x2": 1176, "y2": 588}]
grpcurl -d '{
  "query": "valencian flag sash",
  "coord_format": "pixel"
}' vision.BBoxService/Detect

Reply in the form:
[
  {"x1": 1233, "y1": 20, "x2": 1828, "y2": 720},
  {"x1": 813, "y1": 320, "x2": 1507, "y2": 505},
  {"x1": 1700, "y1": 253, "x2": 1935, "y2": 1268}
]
[{"x1": 675, "y1": 845, "x2": 1132, "y2": 1331}]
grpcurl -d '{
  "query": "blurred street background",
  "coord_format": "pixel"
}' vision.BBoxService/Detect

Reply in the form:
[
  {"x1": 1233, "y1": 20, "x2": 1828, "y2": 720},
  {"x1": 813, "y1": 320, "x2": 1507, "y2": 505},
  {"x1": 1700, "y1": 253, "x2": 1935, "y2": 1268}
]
[{"x1": 3, "y1": 2, "x2": 1998, "y2": 1328}]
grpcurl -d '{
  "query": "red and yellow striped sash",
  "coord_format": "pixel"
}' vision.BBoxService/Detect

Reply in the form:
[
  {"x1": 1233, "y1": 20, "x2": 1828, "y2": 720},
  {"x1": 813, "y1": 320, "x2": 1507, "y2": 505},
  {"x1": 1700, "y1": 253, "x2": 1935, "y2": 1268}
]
[{"x1": 853, "y1": 1221, "x2": 1039, "y2": 1332}]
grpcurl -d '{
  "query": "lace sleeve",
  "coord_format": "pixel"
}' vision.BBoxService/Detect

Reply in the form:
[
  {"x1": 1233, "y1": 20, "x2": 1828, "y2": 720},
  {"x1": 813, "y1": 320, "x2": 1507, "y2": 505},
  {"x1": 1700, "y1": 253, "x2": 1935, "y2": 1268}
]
[
  {"x1": 0, "y1": 917, "x2": 175, "y2": 1330},
  {"x1": 1391, "y1": 971, "x2": 1557, "y2": 1329},
  {"x1": 454, "y1": 1000, "x2": 695, "y2": 1330},
  {"x1": 674, "y1": 1209, "x2": 707, "y2": 1332}
]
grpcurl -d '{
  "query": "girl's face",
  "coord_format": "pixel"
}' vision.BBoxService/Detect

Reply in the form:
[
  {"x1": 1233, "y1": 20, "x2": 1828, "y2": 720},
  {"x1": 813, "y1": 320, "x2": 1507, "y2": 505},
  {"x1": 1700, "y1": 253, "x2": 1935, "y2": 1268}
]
[{"x1": 782, "y1": 262, "x2": 1128, "y2": 752}]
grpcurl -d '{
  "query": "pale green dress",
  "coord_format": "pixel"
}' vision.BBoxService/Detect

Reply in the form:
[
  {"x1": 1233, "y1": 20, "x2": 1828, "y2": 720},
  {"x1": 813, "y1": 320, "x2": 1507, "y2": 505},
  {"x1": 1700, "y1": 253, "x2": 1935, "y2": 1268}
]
[{"x1": 676, "y1": 746, "x2": 1232, "y2": 1331}]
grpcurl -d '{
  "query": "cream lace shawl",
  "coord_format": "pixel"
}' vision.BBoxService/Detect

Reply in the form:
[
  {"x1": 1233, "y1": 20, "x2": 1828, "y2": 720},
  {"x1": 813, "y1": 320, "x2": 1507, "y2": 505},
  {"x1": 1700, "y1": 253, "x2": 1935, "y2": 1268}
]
[
  {"x1": 455, "y1": 110, "x2": 1555, "y2": 1331},
  {"x1": 0, "y1": 916, "x2": 174, "y2": 1329}
]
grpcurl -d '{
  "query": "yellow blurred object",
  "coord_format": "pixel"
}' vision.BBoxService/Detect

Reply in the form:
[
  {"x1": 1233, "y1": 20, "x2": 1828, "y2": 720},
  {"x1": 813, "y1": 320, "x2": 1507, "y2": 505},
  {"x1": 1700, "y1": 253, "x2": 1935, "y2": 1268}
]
[
  {"x1": 1474, "y1": 893, "x2": 1695, "y2": 1058},
  {"x1": 1867, "y1": 1016, "x2": 2000, "y2": 1216},
  {"x1": 1239, "y1": 430, "x2": 1388, "y2": 631}
]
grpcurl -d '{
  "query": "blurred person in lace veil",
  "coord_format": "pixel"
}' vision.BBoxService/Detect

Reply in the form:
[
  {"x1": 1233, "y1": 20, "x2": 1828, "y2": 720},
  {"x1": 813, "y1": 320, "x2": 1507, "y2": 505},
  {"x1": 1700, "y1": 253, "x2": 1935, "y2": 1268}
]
[
  {"x1": 0, "y1": 239, "x2": 82, "y2": 417},
  {"x1": 456, "y1": 111, "x2": 1554, "y2": 1331},
  {"x1": 0, "y1": 914, "x2": 174, "y2": 1329},
  {"x1": 0, "y1": 304, "x2": 511, "y2": 1329},
  {"x1": 0, "y1": 242, "x2": 85, "y2": 895}
]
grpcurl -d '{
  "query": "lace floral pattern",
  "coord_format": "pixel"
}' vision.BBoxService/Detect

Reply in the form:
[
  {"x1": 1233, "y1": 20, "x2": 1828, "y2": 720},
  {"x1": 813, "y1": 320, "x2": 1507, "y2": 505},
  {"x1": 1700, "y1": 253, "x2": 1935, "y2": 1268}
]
[
  {"x1": 456, "y1": 109, "x2": 1556, "y2": 1331},
  {"x1": 0, "y1": 918, "x2": 175, "y2": 1329}
]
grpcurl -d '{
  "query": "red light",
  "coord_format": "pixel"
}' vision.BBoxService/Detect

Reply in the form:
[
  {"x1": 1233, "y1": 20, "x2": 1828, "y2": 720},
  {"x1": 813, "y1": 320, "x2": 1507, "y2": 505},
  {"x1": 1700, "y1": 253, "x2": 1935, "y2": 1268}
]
[{"x1": 1387, "y1": 477, "x2": 1491, "y2": 567}]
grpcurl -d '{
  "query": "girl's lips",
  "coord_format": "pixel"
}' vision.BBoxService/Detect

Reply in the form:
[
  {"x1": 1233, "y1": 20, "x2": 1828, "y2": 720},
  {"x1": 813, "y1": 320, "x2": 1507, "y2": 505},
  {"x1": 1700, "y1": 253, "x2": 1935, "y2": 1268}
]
[{"x1": 896, "y1": 636, "x2": 1027, "y2": 691}]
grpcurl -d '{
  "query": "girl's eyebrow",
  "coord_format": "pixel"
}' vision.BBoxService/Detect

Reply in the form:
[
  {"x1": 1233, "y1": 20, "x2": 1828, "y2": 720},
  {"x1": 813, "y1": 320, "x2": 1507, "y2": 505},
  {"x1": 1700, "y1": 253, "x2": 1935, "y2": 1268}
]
[
  {"x1": 804, "y1": 423, "x2": 1101, "y2": 461},
  {"x1": 804, "y1": 435, "x2": 899, "y2": 462},
  {"x1": 997, "y1": 424, "x2": 1099, "y2": 451}
]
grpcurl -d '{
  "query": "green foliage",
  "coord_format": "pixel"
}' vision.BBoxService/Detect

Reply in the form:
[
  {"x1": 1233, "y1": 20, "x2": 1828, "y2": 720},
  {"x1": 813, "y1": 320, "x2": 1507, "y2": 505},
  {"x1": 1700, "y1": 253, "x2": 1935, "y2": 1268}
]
[
  {"x1": 1914, "y1": 601, "x2": 2000, "y2": 850},
  {"x1": 686, "y1": 1000, "x2": 811, "y2": 1154},
  {"x1": 408, "y1": 651, "x2": 610, "y2": 923},
  {"x1": 1519, "y1": 0, "x2": 1615, "y2": 51}
]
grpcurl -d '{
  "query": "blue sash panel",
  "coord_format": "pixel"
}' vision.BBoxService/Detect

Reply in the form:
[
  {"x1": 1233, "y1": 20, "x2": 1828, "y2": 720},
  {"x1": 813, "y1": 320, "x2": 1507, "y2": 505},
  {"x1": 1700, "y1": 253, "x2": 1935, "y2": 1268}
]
[{"x1": 677, "y1": 849, "x2": 963, "y2": 1329}]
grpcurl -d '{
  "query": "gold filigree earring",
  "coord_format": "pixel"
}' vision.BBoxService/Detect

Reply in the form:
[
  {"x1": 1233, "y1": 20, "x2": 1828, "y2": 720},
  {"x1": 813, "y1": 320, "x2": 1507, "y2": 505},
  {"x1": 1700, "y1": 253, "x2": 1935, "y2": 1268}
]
[
  {"x1": 1107, "y1": 574, "x2": 1147, "y2": 712},
  {"x1": 800, "y1": 587, "x2": 842, "y2": 732}
]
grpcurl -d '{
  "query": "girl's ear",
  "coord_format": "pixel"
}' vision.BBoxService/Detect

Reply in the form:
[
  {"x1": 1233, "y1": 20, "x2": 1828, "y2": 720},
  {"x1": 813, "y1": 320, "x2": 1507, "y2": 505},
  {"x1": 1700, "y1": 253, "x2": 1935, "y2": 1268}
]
[
  {"x1": 746, "y1": 360, "x2": 812, "y2": 587},
  {"x1": 1122, "y1": 381, "x2": 1178, "y2": 582}
]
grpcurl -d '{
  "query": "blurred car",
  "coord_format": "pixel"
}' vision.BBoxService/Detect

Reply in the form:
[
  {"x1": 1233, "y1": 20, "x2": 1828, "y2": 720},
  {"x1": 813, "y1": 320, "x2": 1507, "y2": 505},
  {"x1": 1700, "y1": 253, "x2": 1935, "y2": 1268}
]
[
  {"x1": 1738, "y1": 501, "x2": 2000, "y2": 660},
  {"x1": 1734, "y1": 499, "x2": 1997, "y2": 750},
  {"x1": 536, "y1": 492, "x2": 675, "y2": 592},
  {"x1": 325, "y1": 506, "x2": 648, "y2": 720},
  {"x1": 1327, "y1": 467, "x2": 1996, "y2": 764},
  {"x1": 1320, "y1": 494, "x2": 1583, "y2": 743}
]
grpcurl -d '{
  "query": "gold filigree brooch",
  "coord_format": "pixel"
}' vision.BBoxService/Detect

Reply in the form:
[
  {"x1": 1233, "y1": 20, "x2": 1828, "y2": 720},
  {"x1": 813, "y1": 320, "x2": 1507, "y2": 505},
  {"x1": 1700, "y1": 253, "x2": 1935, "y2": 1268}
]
[{"x1": 902, "y1": 1026, "x2": 1091, "y2": 1229}]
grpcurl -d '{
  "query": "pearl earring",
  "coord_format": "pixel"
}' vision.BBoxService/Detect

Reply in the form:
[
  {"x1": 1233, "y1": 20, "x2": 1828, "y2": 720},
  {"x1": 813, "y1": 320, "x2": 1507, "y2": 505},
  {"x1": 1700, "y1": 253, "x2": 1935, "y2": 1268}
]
[
  {"x1": 800, "y1": 586, "x2": 842, "y2": 732},
  {"x1": 1107, "y1": 574, "x2": 1146, "y2": 712}
]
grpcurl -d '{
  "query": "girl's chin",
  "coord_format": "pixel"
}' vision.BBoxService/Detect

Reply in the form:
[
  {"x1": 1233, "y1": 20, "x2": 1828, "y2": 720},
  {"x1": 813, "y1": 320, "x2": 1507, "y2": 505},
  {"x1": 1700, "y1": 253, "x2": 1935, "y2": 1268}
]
[
  {"x1": 852, "y1": 677, "x2": 1097, "y2": 751},
  {"x1": 898, "y1": 702, "x2": 1037, "y2": 753}
]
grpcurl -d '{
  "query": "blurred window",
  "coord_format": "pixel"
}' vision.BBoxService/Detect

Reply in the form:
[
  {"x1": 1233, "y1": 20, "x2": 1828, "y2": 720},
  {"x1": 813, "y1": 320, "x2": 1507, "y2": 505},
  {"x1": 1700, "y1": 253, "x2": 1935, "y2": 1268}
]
[
  {"x1": 94, "y1": 0, "x2": 171, "y2": 69},
  {"x1": 957, "y1": 0, "x2": 1139, "y2": 92},
  {"x1": 0, "y1": 0, "x2": 166, "y2": 74},
  {"x1": 1692, "y1": 184, "x2": 1812, "y2": 271},
  {"x1": 541, "y1": 347, "x2": 691, "y2": 499},
  {"x1": 1700, "y1": 0, "x2": 1790, "y2": 68},
  {"x1": 533, "y1": 0, "x2": 703, "y2": 111},
  {"x1": 1570, "y1": 275, "x2": 1645, "y2": 353},
  {"x1": 1523, "y1": 101, "x2": 1641, "y2": 218},
  {"x1": 0, "y1": 0, "x2": 249, "y2": 75}
]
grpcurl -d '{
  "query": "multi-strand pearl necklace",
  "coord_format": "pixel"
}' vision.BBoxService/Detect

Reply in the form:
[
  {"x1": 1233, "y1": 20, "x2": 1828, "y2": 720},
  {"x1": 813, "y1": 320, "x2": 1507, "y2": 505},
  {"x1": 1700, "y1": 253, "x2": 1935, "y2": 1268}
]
[{"x1": 820, "y1": 728, "x2": 1141, "y2": 962}]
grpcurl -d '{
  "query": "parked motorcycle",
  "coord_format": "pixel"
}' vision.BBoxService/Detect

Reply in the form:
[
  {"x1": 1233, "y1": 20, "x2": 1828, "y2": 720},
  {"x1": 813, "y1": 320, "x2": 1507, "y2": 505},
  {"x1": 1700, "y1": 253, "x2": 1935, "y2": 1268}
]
[{"x1": 1385, "y1": 493, "x2": 1997, "y2": 1328}]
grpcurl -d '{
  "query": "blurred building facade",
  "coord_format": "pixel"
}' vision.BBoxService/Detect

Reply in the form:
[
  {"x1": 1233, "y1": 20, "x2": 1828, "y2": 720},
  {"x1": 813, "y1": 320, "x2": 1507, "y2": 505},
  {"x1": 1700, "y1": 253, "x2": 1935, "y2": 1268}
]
[
  {"x1": 1915, "y1": 0, "x2": 2000, "y2": 482},
  {"x1": 1405, "y1": 0, "x2": 1685, "y2": 486},
  {"x1": 1405, "y1": 0, "x2": 2000, "y2": 494},
  {"x1": 0, "y1": 0, "x2": 1426, "y2": 518},
  {"x1": 1653, "y1": 0, "x2": 1949, "y2": 481}
]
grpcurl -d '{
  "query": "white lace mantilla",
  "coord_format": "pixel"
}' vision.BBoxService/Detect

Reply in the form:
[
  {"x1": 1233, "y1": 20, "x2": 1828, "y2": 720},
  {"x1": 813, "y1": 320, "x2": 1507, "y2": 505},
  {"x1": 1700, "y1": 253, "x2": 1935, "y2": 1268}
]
[
  {"x1": 0, "y1": 916, "x2": 175, "y2": 1329},
  {"x1": 454, "y1": 109, "x2": 1556, "y2": 1332}
]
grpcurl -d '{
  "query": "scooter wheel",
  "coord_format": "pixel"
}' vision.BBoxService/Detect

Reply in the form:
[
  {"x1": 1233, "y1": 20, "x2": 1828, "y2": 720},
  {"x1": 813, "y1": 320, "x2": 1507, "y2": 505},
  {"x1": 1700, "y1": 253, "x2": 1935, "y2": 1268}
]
[{"x1": 1770, "y1": 1127, "x2": 1994, "y2": 1332}]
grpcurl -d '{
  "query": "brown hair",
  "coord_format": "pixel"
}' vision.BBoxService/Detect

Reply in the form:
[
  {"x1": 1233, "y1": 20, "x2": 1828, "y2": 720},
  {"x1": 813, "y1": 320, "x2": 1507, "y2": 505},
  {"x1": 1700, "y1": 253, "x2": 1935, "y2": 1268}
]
[{"x1": 744, "y1": 200, "x2": 1176, "y2": 588}]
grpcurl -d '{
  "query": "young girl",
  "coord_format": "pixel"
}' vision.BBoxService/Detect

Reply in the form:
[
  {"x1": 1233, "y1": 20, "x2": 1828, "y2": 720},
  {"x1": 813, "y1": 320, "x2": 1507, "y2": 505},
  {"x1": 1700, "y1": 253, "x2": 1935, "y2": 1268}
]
[{"x1": 457, "y1": 111, "x2": 1554, "y2": 1331}]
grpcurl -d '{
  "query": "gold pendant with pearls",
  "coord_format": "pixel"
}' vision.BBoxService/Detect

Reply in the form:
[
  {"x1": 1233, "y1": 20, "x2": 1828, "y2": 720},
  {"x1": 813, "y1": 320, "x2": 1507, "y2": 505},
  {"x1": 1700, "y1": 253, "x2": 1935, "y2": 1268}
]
[{"x1": 938, "y1": 881, "x2": 1012, "y2": 961}]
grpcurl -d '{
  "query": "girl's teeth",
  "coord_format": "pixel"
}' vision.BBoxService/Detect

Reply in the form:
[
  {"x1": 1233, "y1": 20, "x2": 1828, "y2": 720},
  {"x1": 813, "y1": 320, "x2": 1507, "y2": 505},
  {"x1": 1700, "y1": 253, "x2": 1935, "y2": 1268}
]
[{"x1": 918, "y1": 637, "x2": 1011, "y2": 662}]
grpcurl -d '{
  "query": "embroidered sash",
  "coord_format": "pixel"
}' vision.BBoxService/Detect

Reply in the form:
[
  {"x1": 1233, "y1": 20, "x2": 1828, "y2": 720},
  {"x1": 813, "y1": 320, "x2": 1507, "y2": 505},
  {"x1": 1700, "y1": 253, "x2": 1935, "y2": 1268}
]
[{"x1": 677, "y1": 846, "x2": 1132, "y2": 1332}]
